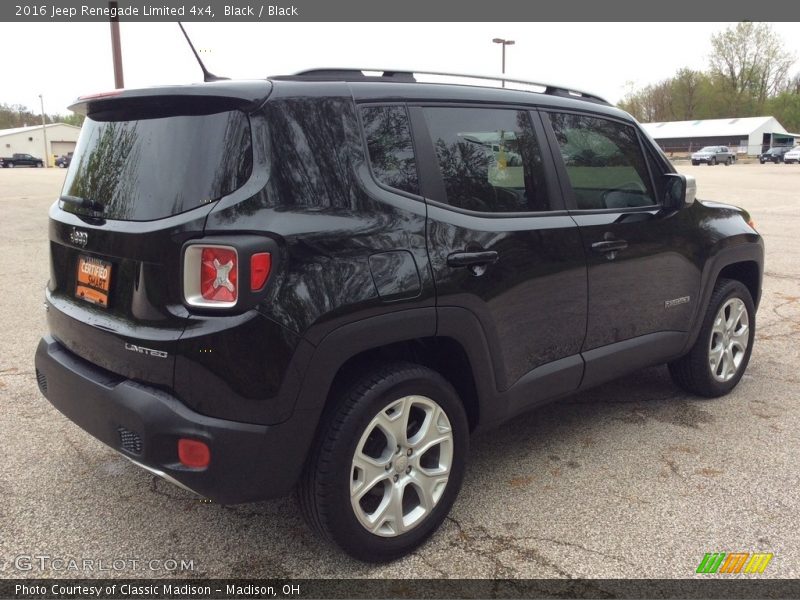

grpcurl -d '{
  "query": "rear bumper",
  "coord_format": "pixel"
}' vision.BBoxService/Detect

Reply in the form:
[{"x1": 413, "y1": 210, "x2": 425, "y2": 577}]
[{"x1": 35, "y1": 335, "x2": 315, "y2": 503}]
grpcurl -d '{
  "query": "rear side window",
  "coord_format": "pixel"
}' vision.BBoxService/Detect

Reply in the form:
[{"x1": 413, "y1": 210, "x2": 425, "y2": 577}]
[
  {"x1": 548, "y1": 112, "x2": 655, "y2": 210},
  {"x1": 360, "y1": 105, "x2": 419, "y2": 195},
  {"x1": 422, "y1": 107, "x2": 549, "y2": 213},
  {"x1": 61, "y1": 111, "x2": 252, "y2": 221}
]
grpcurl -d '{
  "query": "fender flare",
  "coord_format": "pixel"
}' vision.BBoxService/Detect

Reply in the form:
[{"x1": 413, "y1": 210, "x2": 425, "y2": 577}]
[
  {"x1": 292, "y1": 305, "x2": 502, "y2": 425},
  {"x1": 682, "y1": 238, "x2": 764, "y2": 354}
]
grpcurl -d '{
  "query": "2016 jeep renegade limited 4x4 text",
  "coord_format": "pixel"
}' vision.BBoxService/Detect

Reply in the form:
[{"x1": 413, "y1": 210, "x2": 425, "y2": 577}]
[{"x1": 35, "y1": 69, "x2": 763, "y2": 562}]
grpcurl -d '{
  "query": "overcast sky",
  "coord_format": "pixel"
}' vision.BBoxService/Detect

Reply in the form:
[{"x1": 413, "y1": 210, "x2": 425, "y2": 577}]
[{"x1": 3, "y1": 22, "x2": 800, "y2": 116}]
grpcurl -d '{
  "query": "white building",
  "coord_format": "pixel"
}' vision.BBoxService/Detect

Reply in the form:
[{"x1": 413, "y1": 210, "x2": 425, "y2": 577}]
[
  {"x1": 641, "y1": 116, "x2": 799, "y2": 156},
  {"x1": 0, "y1": 123, "x2": 81, "y2": 166}
]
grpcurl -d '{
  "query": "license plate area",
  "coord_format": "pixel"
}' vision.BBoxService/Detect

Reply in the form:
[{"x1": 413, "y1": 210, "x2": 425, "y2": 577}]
[{"x1": 75, "y1": 255, "x2": 112, "y2": 307}]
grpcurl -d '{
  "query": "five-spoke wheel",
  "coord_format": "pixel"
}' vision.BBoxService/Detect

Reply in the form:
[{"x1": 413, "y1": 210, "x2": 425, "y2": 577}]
[
  {"x1": 669, "y1": 278, "x2": 755, "y2": 397},
  {"x1": 299, "y1": 362, "x2": 468, "y2": 562},
  {"x1": 708, "y1": 297, "x2": 749, "y2": 382},
  {"x1": 351, "y1": 395, "x2": 453, "y2": 537}
]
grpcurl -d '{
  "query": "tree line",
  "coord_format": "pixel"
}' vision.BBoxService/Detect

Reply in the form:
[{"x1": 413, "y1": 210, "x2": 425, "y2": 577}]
[
  {"x1": 0, "y1": 103, "x2": 85, "y2": 130},
  {"x1": 618, "y1": 22, "x2": 800, "y2": 132}
]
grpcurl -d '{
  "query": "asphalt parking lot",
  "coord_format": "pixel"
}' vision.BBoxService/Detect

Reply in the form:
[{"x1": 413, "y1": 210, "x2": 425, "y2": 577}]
[{"x1": 1, "y1": 163, "x2": 798, "y2": 580}]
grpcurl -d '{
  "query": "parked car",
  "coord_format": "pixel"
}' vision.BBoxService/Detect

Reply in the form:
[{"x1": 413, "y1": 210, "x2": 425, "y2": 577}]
[
  {"x1": 783, "y1": 147, "x2": 800, "y2": 164},
  {"x1": 0, "y1": 153, "x2": 44, "y2": 168},
  {"x1": 34, "y1": 70, "x2": 764, "y2": 562},
  {"x1": 55, "y1": 152, "x2": 73, "y2": 168},
  {"x1": 691, "y1": 146, "x2": 736, "y2": 166},
  {"x1": 759, "y1": 147, "x2": 792, "y2": 164}
]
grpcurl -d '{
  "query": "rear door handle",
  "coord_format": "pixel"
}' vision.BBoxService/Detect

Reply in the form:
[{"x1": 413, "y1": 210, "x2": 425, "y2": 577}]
[
  {"x1": 447, "y1": 250, "x2": 499, "y2": 268},
  {"x1": 591, "y1": 239, "x2": 628, "y2": 253},
  {"x1": 447, "y1": 250, "x2": 498, "y2": 276}
]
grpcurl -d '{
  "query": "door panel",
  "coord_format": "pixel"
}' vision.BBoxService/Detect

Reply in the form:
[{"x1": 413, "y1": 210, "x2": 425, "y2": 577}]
[
  {"x1": 543, "y1": 110, "x2": 700, "y2": 352},
  {"x1": 570, "y1": 210, "x2": 699, "y2": 350},
  {"x1": 412, "y1": 105, "x2": 587, "y2": 390},
  {"x1": 427, "y1": 208, "x2": 587, "y2": 388}
]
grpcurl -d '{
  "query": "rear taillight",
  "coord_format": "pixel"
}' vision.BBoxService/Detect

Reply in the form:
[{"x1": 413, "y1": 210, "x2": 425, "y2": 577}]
[
  {"x1": 250, "y1": 253, "x2": 271, "y2": 291},
  {"x1": 184, "y1": 245, "x2": 239, "y2": 308},
  {"x1": 201, "y1": 247, "x2": 238, "y2": 302}
]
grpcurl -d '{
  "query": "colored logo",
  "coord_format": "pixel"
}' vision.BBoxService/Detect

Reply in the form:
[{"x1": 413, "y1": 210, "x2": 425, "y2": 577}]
[{"x1": 697, "y1": 552, "x2": 773, "y2": 574}]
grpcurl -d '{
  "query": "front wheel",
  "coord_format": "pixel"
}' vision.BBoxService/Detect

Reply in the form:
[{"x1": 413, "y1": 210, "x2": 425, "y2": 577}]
[
  {"x1": 669, "y1": 278, "x2": 755, "y2": 397},
  {"x1": 298, "y1": 361, "x2": 469, "y2": 562},
  {"x1": 710, "y1": 157, "x2": 717, "y2": 165}
]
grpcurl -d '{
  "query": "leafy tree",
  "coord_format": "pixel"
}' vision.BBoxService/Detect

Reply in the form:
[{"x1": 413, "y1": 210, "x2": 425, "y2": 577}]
[
  {"x1": 618, "y1": 23, "x2": 798, "y2": 127},
  {"x1": 669, "y1": 69, "x2": 706, "y2": 120},
  {"x1": 709, "y1": 22, "x2": 796, "y2": 114},
  {"x1": 0, "y1": 102, "x2": 84, "y2": 129},
  {"x1": 766, "y1": 89, "x2": 800, "y2": 134}
]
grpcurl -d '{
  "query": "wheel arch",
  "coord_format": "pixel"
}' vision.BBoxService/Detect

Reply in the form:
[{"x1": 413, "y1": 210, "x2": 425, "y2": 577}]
[
  {"x1": 293, "y1": 307, "x2": 501, "y2": 439},
  {"x1": 717, "y1": 260, "x2": 761, "y2": 309},
  {"x1": 683, "y1": 241, "x2": 764, "y2": 354}
]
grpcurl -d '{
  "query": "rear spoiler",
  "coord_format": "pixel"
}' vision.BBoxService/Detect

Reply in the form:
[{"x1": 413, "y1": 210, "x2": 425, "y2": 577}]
[{"x1": 69, "y1": 80, "x2": 272, "y2": 117}]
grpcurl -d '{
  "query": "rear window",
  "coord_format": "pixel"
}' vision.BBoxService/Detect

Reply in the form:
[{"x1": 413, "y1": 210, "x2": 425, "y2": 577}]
[
  {"x1": 360, "y1": 105, "x2": 419, "y2": 195},
  {"x1": 61, "y1": 111, "x2": 252, "y2": 221}
]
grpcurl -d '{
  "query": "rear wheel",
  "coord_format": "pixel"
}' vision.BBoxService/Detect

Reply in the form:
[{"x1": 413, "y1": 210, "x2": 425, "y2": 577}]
[
  {"x1": 298, "y1": 361, "x2": 469, "y2": 562},
  {"x1": 7, "y1": 163, "x2": 13, "y2": 168},
  {"x1": 692, "y1": 161, "x2": 699, "y2": 166},
  {"x1": 669, "y1": 278, "x2": 755, "y2": 397},
  {"x1": 725, "y1": 157, "x2": 731, "y2": 166}
]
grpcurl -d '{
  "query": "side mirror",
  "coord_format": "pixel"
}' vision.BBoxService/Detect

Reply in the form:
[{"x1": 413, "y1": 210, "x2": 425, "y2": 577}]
[{"x1": 663, "y1": 173, "x2": 696, "y2": 210}]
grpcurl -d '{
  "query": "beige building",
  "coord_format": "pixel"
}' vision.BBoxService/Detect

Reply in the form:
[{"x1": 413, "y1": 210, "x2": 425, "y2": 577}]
[
  {"x1": 641, "y1": 116, "x2": 799, "y2": 156},
  {"x1": 0, "y1": 123, "x2": 81, "y2": 166}
]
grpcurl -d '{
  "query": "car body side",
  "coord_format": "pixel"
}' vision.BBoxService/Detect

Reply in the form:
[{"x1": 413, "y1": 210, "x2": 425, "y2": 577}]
[
  {"x1": 691, "y1": 146, "x2": 735, "y2": 165},
  {"x1": 35, "y1": 79, "x2": 763, "y2": 503}
]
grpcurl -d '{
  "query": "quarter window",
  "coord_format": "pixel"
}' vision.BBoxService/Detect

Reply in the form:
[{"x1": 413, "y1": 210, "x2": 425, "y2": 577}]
[
  {"x1": 422, "y1": 107, "x2": 550, "y2": 213},
  {"x1": 548, "y1": 113, "x2": 656, "y2": 210},
  {"x1": 360, "y1": 105, "x2": 419, "y2": 195}
]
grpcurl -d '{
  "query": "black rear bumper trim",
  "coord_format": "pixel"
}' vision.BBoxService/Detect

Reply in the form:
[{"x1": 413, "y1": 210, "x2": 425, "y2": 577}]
[{"x1": 34, "y1": 335, "x2": 313, "y2": 503}]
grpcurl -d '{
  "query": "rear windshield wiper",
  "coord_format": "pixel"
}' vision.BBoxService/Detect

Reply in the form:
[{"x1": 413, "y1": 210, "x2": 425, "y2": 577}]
[{"x1": 59, "y1": 195, "x2": 105, "y2": 213}]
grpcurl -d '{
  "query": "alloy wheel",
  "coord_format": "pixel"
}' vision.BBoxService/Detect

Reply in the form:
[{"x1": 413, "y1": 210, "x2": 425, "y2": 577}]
[
  {"x1": 350, "y1": 395, "x2": 453, "y2": 537},
  {"x1": 708, "y1": 297, "x2": 749, "y2": 382}
]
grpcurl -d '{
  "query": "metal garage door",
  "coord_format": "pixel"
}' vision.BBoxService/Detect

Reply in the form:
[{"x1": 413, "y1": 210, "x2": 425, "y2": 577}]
[{"x1": 51, "y1": 141, "x2": 75, "y2": 156}]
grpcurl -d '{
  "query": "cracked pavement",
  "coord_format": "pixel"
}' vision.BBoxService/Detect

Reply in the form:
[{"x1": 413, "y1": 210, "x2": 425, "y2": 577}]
[{"x1": 1, "y1": 163, "x2": 798, "y2": 579}]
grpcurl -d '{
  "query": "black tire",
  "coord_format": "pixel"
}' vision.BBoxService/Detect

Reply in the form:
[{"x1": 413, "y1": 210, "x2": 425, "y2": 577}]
[
  {"x1": 710, "y1": 157, "x2": 717, "y2": 165},
  {"x1": 725, "y1": 157, "x2": 731, "y2": 166},
  {"x1": 669, "y1": 278, "x2": 755, "y2": 398},
  {"x1": 298, "y1": 361, "x2": 469, "y2": 562},
  {"x1": 692, "y1": 161, "x2": 699, "y2": 166}
]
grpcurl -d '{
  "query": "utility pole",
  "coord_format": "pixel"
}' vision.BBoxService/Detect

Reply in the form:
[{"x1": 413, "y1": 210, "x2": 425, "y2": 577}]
[
  {"x1": 39, "y1": 94, "x2": 49, "y2": 168},
  {"x1": 109, "y1": 1, "x2": 124, "y2": 88},
  {"x1": 492, "y1": 38, "x2": 515, "y2": 88}
]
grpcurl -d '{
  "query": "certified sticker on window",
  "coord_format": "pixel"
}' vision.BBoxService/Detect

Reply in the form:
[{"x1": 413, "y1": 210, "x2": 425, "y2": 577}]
[{"x1": 76, "y1": 255, "x2": 112, "y2": 307}]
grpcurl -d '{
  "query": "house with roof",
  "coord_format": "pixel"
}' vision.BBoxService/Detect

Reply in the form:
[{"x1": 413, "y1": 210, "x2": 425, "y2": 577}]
[
  {"x1": 640, "y1": 116, "x2": 798, "y2": 156},
  {"x1": 0, "y1": 123, "x2": 81, "y2": 166}
]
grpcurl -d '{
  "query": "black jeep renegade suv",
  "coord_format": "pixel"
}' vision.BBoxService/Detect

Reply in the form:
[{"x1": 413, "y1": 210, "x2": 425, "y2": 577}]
[{"x1": 35, "y1": 70, "x2": 763, "y2": 561}]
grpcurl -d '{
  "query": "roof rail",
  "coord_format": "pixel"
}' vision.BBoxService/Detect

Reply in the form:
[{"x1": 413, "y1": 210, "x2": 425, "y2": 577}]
[{"x1": 276, "y1": 68, "x2": 610, "y2": 105}]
